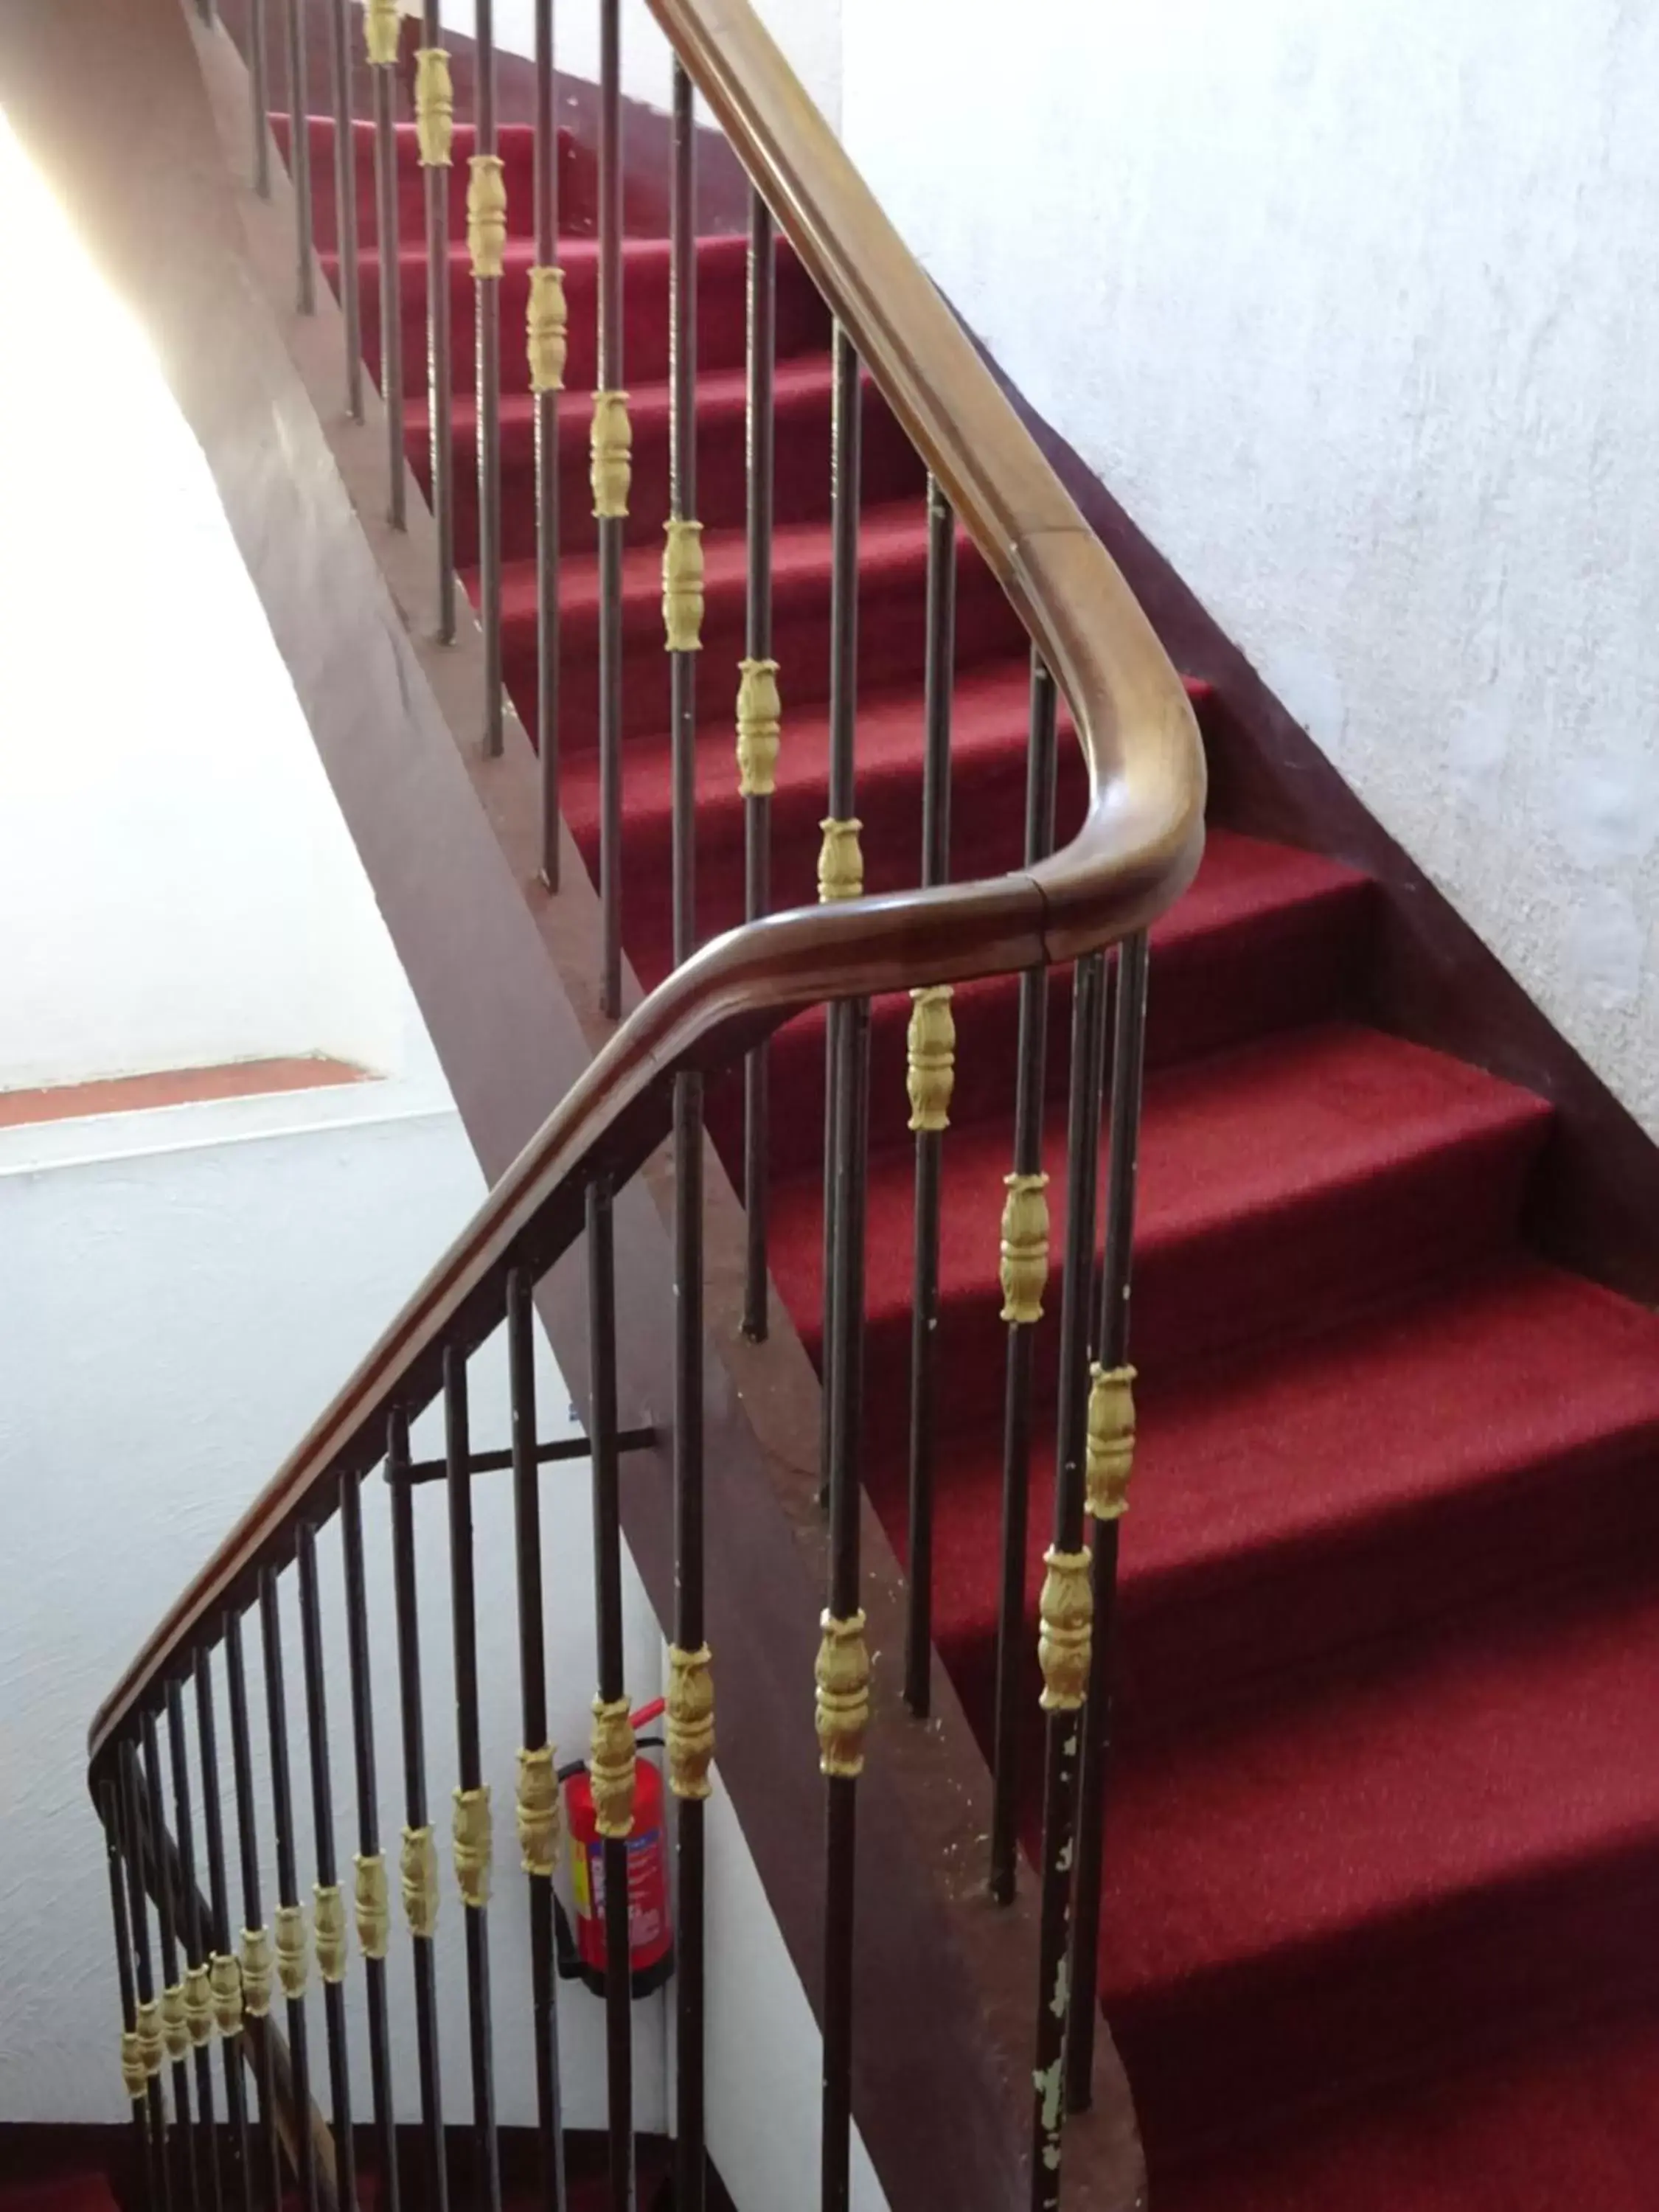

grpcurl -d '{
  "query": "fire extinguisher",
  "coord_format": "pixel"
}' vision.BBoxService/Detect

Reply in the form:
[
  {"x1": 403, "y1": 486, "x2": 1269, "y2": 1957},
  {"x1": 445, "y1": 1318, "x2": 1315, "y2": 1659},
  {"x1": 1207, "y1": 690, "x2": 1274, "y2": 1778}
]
[{"x1": 556, "y1": 1698, "x2": 675, "y2": 2000}]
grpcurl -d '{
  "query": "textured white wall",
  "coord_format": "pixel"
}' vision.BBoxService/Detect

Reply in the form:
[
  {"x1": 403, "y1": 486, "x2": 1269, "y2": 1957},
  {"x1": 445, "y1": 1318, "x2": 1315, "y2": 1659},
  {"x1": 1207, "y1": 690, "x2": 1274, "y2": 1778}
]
[{"x1": 844, "y1": 0, "x2": 1659, "y2": 1136}]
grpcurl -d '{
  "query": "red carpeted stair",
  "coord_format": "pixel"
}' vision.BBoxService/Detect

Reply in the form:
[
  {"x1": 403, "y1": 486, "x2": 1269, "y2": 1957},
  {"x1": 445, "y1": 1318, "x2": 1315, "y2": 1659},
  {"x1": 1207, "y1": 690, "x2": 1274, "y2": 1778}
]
[{"x1": 305, "y1": 113, "x2": 1659, "y2": 2206}]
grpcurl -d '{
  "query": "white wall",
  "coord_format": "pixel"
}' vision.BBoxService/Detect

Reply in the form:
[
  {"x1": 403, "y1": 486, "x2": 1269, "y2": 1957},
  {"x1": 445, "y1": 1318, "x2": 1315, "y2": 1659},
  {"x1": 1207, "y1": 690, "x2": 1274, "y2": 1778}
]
[
  {"x1": 435, "y1": 0, "x2": 842, "y2": 131},
  {"x1": 844, "y1": 0, "x2": 1659, "y2": 1138}
]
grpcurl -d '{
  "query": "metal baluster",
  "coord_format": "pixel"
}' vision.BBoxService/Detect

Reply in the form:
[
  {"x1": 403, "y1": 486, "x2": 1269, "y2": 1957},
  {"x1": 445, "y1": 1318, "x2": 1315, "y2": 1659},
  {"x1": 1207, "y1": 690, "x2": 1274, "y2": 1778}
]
[
  {"x1": 388, "y1": 1407, "x2": 451, "y2": 2212},
  {"x1": 296, "y1": 1523, "x2": 358, "y2": 2210},
  {"x1": 446, "y1": 1349, "x2": 504, "y2": 2212},
  {"x1": 902, "y1": 474, "x2": 957, "y2": 1717},
  {"x1": 143, "y1": 1709, "x2": 201, "y2": 2212},
  {"x1": 666, "y1": 59, "x2": 701, "y2": 972},
  {"x1": 259, "y1": 1568, "x2": 319, "y2": 2212},
  {"x1": 473, "y1": 0, "x2": 505, "y2": 753},
  {"x1": 816, "y1": 323, "x2": 864, "y2": 1512},
  {"x1": 1029, "y1": 949, "x2": 1109, "y2": 2209},
  {"x1": 365, "y1": 0, "x2": 406, "y2": 526},
  {"x1": 818, "y1": 989, "x2": 872, "y2": 2212},
  {"x1": 339, "y1": 1471, "x2": 401, "y2": 2212},
  {"x1": 326, "y1": 0, "x2": 363, "y2": 419},
  {"x1": 248, "y1": 0, "x2": 271, "y2": 199},
  {"x1": 1064, "y1": 929, "x2": 1150, "y2": 2113},
  {"x1": 122, "y1": 1742, "x2": 175, "y2": 2212},
  {"x1": 193, "y1": 1649, "x2": 255, "y2": 2212},
  {"x1": 594, "y1": 0, "x2": 628, "y2": 1019},
  {"x1": 586, "y1": 1180, "x2": 636, "y2": 2212},
  {"x1": 738, "y1": 188, "x2": 777, "y2": 1344},
  {"x1": 102, "y1": 1776, "x2": 159, "y2": 2211},
  {"x1": 507, "y1": 1271, "x2": 570, "y2": 2212},
  {"x1": 224, "y1": 1610, "x2": 283, "y2": 2212},
  {"x1": 283, "y1": 0, "x2": 315, "y2": 313},
  {"x1": 166, "y1": 1684, "x2": 223, "y2": 2212},
  {"x1": 417, "y1": 0, "x2": 456, "y2": 642},
  {"x1": 530, "y1": 0, "x2": 565, "y2": 886},
  {"x1": 987, "y1": 652, "x2": 1059, "y2": 1904}
]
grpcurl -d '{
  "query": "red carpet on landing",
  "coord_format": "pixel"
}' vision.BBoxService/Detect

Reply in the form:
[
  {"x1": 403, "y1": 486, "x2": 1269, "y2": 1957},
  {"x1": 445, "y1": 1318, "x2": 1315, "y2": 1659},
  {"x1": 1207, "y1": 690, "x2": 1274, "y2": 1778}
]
[{"x1": 302, "y1": 110, "x2": 1659, "y2": 2208}]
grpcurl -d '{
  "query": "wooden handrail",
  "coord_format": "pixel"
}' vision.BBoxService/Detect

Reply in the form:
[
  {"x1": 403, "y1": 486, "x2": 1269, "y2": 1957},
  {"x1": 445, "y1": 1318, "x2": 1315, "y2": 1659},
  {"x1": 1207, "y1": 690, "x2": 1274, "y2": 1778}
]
[{"x1": 88, "y1": 0, "x2": 1204, "y2": 1768}]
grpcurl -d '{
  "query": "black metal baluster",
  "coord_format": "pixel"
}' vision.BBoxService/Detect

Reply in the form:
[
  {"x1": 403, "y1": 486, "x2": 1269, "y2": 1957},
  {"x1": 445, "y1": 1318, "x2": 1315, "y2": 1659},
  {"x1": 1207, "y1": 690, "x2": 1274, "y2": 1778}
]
[
  {"x1": 594, "y1": 0, "x2": 627, "y2": 1019},
  {"x1": 586, "y1": 1181, "x2": 636, "y2": 2212},
  {"x1": 417, "y1": 1, "x2": 456, "y2": 643},
  {"x1": 284, "y1": 0, "x2": 315, "y2": 313},
  {"x1": 260, "y1": 1568, "x2": 319, "y2": 2212},
  {"x1": 122, "y1": 1742, "x2": 175, "y2": 2212},
  {"x1": 473, "y1": 0, "x2": 505, "y2": 754},
  {"x1": 144, "y1": 1709, "x2": 201, "y2": 2212},
  {"x1": 446, "y1": 1348, "x2": 504, "y2": 2212},
  {"x1": 339, "y1": 1471, "x2": 401, "y2": 2212},
  {"x1": 666, "y1": 58, "x2": 700, "y2": 973},
  {"x1": 366, "y1": 0, "x2": 406, "y2": 527},
  {"x1": 296, "y1": 1523, "x2": 358, "y2": 2211},
  {"x1": 531, "y1": 0, "x2": 564, "y2": 886},
  {"x1": 166, "y1": 1684, "x2": 223, "y2": 2212},
  {"x1": 1029, "y1": 948, "x2": 1109, "y2": 2209},
  {"x1": 103, "y1": 1776, "x2": 158, "y2": 2211},
  {"x1": 818, "y1": 987, "x2": 872, "y2": 2212},
  {"x1": 902, "y1": 474, "x2": 956, "y2": 1717},
  {"x1": 388, "y1": 1408, "x2": 451, "y2": 2212},
  {"x1": 738, "y1": 189, "x2": 778, "y2": 1345},
  {"x1": 194, "y1": 1649, "x2": 254, "y2": 2212},
  {"x1": 326, "y1": 0, "x2": 363, "y2": 420},
  {"x1": 224, "y1": 1610, "x2": 283, "y2": 2212},
  {"x1": 816, "y1": 322, "x2": 863, "y2": 1512},
  {"x1": 507, "y1": 1270, "x2": 570, "y2": 2212},
  {"x1": 1064, "y1": 928, "x2": 1151, "y2": 2114},
  {"x1": 987, "y1": 651, "x2": 1059, "y2": 1904},
  {"x1": 249, "y1": 0, "x2": 271, "y2": 199}
]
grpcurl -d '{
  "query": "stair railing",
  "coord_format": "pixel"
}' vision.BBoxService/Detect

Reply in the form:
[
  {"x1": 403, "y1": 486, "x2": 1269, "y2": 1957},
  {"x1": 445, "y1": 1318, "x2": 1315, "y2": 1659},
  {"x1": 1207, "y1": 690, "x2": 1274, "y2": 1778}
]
[{"x1": 91, "y1": 1, "x2": 1205, "y2": 2206}]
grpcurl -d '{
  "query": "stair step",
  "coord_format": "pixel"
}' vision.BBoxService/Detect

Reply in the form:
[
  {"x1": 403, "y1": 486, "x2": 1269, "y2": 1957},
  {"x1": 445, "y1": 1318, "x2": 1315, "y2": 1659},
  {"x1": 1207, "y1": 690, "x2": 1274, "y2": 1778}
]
[
  {"x1": 275, "y1": 116, "x2": 574, "y2": 253},
  {"x1": 1101, "y1": 1570, "x2": 1659, "y2": 2156},
  {"x1": 880, "y1": 1257, "x2": 1659, "y2": 1743},
  {"x1": 421, "y1": 355, "x2": 924, "y2": 564},
  {"x1": 768, "y1": 1021, "x2": 1552, "y2": 1419},
  {"x1": 489, "y1": 501, "x2": 1027, "y2": 749}
]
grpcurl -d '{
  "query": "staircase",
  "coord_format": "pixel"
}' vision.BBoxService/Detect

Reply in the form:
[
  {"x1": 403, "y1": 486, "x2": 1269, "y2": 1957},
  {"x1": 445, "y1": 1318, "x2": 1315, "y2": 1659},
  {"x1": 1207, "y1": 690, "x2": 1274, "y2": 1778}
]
[{"x1": 72, "y1": 3, "x2": 1659, "y2": 2209}]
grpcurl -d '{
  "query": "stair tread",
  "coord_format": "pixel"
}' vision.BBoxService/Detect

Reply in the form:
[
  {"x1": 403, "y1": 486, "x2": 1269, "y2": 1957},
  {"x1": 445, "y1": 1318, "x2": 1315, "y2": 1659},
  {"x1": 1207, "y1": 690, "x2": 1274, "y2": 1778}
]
[{"x1": 411, "y1": 348, "x2": 838, "y2": 433}]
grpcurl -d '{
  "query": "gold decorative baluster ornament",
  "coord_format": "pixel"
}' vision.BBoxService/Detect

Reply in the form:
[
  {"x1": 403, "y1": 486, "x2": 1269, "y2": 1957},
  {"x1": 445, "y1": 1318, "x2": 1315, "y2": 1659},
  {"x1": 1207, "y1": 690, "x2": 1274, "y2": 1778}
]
[
  {"x1": 452, "y1": 1786, "x2": 493, "y2": 1908},
  {"x1": 906, "y1": 986, "x2": 956, "y2": 1133},
  {"x1": 239, "y1": 1927, "x2": 272, "y2": 2019},
  {"x1": 516, "y1": 1746, "x2": 561, "y2": 1876},
  {"x1": 161, "y1": 1981, "x2": 188, "y2": 2062},
  {"x1": 135, "y1": 1996, "x2": 164, "y2": 2079},
  {"x1": 209, "y1": 1952, "x2": 243, "y2": 2037},
  {"x1": 400, "y1": 1825, "x2": 439, "y2": 1938},
  {"x1": 662, "y1": 518, "x2": 706, "y2": 653},
  {"x1": 467, "y1": 154, "x2": 507, "y2": 281},
  {"x1": 313, "y1": 1884, "x2": 347, "y2": 1984},
  {"x1": 589, "y1": 1695, "x2": 637, "y2": 1840},
  {"x1": 735, "y1": 658, "x2": 781, "y2": 796},
  {"x1": 999, "y1": 1170, "x2": 1051, "y2": 1325},
  {"x1": 590, "y1": 391, "x2": 633, "y2": 520},
  {"x1": 1085, "y1": 1363, "x2": 1138, "y2": 1521},
  {"x1": 1037, "y1": 1546, "x2": 1093, "y2": 1712},
  {"x1": 364, "y1": 0, "x2": 400, "y2": 66},
  {"x1": 667, "y1": 1644, "x2": 715, "y2": 1800},
  {"x1": 817, "y1": 817, "x2": 864, "y2": 903},
  {"x1": 414, "y1": 49, "x2": 453, "y2": 168},
  {"x1": 815, "y1": 1610, "x2": 871, "y2": 1779},
  {"x1": 353, "y1": 1853, "x2": 389, "y2": 1959},
  {"x1": 184, "y1": 1962, "x2": 213, "y2": 2049},
  {"x1": 526, "y1": 265, "x2": 568, "y2": 394},
  {"x1": 274, "y1": 1903, "x2": 307, "y2": 2001},
  {"x1": 120, "y1": 2028, "x2": 147, "y2": 2101}
]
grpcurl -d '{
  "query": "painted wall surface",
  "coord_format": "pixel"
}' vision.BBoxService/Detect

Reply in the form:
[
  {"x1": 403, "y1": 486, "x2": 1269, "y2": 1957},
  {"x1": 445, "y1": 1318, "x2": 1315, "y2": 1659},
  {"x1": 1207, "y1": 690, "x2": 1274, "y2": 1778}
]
[
  {"x1": 434, "y1": 0, "x2": 842, "y2": 129},
  {"x1": 843, "y1": 0, "x2": 1659, "y2": 1136}
]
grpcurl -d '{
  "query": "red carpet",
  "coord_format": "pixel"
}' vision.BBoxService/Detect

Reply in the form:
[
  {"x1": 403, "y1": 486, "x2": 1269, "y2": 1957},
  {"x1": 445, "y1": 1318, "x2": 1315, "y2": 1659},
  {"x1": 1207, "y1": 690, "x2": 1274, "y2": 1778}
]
[{"x1": 301, "y1": 114, "x2": 1659, "y2": 2205}]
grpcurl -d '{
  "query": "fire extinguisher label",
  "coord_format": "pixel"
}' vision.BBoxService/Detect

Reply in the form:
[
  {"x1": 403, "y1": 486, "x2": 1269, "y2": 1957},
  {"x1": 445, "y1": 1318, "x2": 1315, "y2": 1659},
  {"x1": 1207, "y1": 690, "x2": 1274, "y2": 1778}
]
[{"x1": 578, "y1": 1829, "x2": 669, "y2": 1972}]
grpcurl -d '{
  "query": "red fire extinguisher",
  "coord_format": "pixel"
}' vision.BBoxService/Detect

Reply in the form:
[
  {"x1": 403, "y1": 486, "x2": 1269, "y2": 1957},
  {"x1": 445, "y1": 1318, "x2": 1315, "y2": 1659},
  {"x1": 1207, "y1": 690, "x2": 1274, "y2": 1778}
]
[{"x1": 557, "y1": 1699, "x2": 675, "y2": 2000}]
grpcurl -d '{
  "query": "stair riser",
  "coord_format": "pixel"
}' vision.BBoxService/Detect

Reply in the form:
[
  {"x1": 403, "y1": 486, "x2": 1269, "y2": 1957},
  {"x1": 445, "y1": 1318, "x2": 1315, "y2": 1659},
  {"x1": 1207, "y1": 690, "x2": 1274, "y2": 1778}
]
[
  {"x1": 276, "y1": 117, "x2": 563, "y2": 252},
  {"x1": 434, "y1": 373, "x2": 925, "y2": 567}
]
